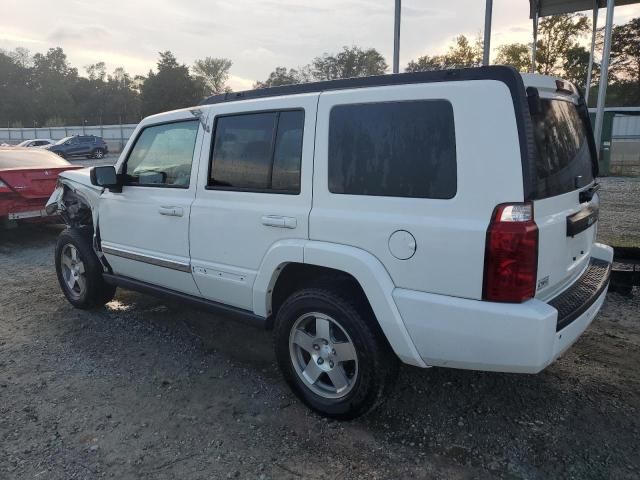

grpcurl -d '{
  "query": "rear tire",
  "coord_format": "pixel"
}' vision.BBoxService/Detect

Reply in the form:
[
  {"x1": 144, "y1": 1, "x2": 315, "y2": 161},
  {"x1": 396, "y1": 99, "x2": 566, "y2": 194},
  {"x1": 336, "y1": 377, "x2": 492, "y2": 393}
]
[
  {"x1": 92, "y1": 148, "x2": 105, "y2": 159},
  {"x1": 274, "y1": 288, "x2": 398, "y2": 420},
  {"x1": 55, "y1": 227, "x2": 116, "y2": 309}
]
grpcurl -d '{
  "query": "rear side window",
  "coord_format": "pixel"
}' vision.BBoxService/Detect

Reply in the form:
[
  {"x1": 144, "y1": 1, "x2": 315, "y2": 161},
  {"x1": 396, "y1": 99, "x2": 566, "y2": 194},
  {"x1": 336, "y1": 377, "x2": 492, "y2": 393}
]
[
  {"x1": 531, "y1": 99, "x2": 594, "y2": 198},
  {"x1": 328, "y1": 100, "x2": 457, "y2": 199},
  {"x1": 209, "y1": 110, "x2": 304, "y2": 193}
]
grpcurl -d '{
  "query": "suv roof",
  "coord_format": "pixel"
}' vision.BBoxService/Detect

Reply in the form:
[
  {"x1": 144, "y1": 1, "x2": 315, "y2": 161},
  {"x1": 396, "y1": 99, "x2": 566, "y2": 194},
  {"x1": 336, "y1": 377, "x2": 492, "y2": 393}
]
[
  {"x1": 201, "y1": 66, "x2": 525, "y2": 106},
  {"x1": 200, "y1": 65, "x2": 536, "y2": 199}
]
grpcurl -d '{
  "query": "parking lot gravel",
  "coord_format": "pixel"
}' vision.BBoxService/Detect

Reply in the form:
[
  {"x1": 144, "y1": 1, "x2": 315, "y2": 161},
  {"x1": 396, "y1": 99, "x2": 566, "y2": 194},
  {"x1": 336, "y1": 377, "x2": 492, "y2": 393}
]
[
  {"x1": 1, "y1": 223, "x2": 639, "y2": 479},
  {"x1": 597, "y1": 176, "x2": 640, "y2": 249}
]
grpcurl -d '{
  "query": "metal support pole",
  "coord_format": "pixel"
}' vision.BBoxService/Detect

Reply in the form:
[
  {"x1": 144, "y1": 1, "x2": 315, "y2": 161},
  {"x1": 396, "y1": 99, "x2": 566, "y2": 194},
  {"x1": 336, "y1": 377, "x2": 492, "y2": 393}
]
[
  {"x1": 594, "y1": 0, "x2": 615, "y2": 156},
  {"x1": 585, "y1": 3, "x2": 599, "y2": 104},
  {"x1": 393, "y1": 0, "x2": 401, "y2": 73},
  {"x1": 531, "y1": 5, "x2": 539, "y2": 73},
  {"x1": 483, "y1": 0, "x2": 493, "y2": 66}
]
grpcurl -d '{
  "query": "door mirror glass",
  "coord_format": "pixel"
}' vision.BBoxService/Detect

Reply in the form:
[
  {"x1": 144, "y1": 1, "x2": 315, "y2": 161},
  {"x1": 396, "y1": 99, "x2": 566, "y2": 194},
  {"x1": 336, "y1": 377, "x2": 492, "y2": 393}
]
[{"x1": 91, "y1": 165, "x2": 118, "y2": 188}]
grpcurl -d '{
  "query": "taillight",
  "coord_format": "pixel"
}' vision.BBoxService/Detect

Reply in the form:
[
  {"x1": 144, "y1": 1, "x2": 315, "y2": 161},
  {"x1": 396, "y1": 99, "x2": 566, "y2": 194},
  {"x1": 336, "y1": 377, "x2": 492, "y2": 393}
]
[
  {"x1": 482, "y1": 203, "x2": 538, "y2": 303},
  {"x1": 0, "y1": 179, "x2": 12, "y2": 194}
]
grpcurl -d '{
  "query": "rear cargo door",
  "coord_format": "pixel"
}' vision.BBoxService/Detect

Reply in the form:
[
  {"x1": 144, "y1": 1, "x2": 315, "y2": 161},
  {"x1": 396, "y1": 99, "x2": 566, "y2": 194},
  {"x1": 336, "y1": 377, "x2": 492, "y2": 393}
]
[{"x1": 530, "y1": 97, "x2": 599, "y2": 300}]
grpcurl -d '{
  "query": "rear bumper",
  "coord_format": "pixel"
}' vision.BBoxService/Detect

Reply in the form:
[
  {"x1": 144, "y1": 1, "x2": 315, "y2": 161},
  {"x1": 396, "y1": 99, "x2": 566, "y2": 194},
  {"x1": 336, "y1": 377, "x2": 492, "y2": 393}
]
[
  {"x1": 0, "y1": 199, "x2": 51, "y2": 219},
  {"x1": 395, "y1": 243, "x2": 613, "y2": 373}
]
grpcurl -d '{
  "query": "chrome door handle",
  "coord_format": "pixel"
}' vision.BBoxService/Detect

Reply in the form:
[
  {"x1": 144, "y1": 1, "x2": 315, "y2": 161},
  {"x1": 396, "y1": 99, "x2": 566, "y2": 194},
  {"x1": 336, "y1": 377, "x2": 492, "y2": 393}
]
[
  {"x1": 158, "y1": 206, "x2": 184, "y2": 217},
  {"x1": 261, "y1": 215, "x2": 297, "y2": 229}
]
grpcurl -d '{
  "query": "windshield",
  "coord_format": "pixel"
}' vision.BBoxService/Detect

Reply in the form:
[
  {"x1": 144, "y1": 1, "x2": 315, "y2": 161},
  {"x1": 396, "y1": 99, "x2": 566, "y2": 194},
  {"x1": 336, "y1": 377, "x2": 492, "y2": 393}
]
[
  {"x1": 55, "y1": 136, "x2": 74, "y2": 145},
  {"x1": 531, "y1": 99, "x2": 595, "y2": 199}
]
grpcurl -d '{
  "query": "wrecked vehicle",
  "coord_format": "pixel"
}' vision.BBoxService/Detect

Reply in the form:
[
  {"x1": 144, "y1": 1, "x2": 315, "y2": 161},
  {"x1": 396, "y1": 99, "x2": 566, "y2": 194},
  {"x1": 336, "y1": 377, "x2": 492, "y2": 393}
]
[{"x1": 47, "y1": 66, "x2": 612, "y2": 419}]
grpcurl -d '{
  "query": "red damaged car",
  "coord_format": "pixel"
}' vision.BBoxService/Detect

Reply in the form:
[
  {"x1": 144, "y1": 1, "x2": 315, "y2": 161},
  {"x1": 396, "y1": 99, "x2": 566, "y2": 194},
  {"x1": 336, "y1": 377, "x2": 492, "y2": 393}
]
[{"x1": 0, "y1": 148, "x2": 82, "y2": 223}]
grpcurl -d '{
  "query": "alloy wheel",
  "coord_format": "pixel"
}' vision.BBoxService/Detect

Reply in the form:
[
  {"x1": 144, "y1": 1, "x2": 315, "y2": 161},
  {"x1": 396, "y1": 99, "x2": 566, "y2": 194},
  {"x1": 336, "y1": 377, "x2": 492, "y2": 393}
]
[
  {"x1": 60, "y1": 244, "x2": 86, "y2": 300},
  {"x1": 289, "y1": 312, "x2": 359, "y2": 399}
]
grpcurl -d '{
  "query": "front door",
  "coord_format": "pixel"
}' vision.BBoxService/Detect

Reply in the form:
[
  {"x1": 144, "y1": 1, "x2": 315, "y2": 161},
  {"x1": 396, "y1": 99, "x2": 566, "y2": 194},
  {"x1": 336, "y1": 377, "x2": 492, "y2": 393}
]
[
  {"x1": 99, "y1": 115, "x2": 204, "y2": 295},
  {"x1": 189, "y1": 94, "x2": 318, "y2": 310}
]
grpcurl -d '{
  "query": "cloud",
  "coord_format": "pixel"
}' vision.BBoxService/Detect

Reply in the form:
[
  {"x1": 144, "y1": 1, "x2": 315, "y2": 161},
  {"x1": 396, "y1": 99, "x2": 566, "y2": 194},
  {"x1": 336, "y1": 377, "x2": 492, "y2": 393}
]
[{"x1": 48, "y1": 25, "x2": 111, "y2": 43}]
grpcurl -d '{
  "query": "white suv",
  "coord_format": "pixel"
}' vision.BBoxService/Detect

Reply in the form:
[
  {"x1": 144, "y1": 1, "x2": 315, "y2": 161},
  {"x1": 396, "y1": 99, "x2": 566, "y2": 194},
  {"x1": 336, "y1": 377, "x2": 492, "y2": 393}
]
[{"x1": 47, "y1": 66, "x2": 612, "y2": 419}]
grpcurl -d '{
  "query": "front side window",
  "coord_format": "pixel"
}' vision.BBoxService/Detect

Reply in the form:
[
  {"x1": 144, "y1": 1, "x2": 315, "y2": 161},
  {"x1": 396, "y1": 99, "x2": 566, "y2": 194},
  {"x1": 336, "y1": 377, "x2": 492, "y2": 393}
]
[
  {"x1": 328, "y1": 100, "x2": 457, "y2": 199},
  {"x1": 124, "y1": 120, "x2": 199, "y2": 187},
  {"x1": 209, "y1": 110, "x2": 304, "y2": 193}
]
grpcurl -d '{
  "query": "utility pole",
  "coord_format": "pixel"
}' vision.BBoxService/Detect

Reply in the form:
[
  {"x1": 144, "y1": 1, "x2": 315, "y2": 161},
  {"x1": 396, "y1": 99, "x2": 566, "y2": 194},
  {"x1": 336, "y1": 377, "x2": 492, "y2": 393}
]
[{"x1": 393, "y1": 0, "x2": 401, "y2": 73}]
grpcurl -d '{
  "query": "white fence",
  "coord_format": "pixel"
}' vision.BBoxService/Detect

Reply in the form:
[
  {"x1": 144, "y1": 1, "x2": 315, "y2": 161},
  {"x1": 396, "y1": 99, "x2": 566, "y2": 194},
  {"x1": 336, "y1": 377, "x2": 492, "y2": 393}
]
[{"x1": 0, "y1": 124, "x2": 138, "y2": 153}]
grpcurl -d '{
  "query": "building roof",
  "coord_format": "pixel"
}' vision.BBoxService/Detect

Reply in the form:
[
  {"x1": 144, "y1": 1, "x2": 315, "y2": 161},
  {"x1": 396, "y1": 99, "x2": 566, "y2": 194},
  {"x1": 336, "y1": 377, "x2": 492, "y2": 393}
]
[{"x1": 530, "y1": 0, "x2": 640, "y2": 18}]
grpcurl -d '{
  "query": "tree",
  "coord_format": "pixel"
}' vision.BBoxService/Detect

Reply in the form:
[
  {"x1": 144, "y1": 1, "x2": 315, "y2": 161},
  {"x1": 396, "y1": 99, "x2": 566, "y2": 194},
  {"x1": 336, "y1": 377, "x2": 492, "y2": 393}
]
[
  {"x1": 255, "y1": 46, "x2": 387, "y2": 87},
  {"x1": 405, "y1": 34, "x2": 482, "y2": 72},
  {"x1": 254, "y1": 67, "x2": 306, "y2": 88},
  {"x1": 535, "y1": 14, "x2": 589, "y2": 75},
  {"x1": 562, "y1": 45, "x2": 593, "y2": 88},
  {"x1": 30, "y1": 47, "x2": 79, "y2": 125},
  {"x1": 405, "y1": 55, "x2": 446, "y2": 72},
  {"x1": 140, "y1": 51, "x2": 206, "y2": 116},
  {"x1": 311, "y1": 46, "x2": 388, "y2": 80},
  {"x1": 0, "y1": 50, "x2": 34, "y2": 126},
  {"x1": 192, "y1": 57, "x2": 233, "y2": 95},
  {"x1": 444, "y1": 35, "x2": 483, "y2": 68},
  {"x1": 610, "y1": 17, "x2": 640, "y2": 83},
  {"x1": 495, "y1": 43, "x2": 532, "y2": 72}
]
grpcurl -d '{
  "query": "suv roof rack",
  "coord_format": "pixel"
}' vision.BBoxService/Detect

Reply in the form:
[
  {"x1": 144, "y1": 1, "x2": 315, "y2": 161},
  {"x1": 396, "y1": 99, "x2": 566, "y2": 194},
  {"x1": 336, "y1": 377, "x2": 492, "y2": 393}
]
[{"x1": 200, "y1": 65, "x2": 520, "y2": 106}]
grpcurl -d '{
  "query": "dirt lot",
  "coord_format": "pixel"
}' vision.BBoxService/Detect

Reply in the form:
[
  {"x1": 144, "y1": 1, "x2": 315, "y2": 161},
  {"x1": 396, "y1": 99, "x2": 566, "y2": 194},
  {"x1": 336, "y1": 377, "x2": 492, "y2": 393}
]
[
  {"x1": 1, "y1": 224, "x2": 639, "y2": 480},
  {"x1": 597, "y1": 176, "x2": 640, "y2": 248}
]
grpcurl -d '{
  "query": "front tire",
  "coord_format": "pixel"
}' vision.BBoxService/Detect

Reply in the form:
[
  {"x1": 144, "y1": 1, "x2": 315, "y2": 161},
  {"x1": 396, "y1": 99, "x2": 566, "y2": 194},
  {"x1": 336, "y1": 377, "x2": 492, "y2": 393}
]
[
  {"x1": 55, "y1": 228, "x2": 116, "y2": 309},
  {"x1": 274, "y1": 288, "x2": 398, "y2": 420},
  {"x1": 55, "y1": 151, "x2": 66, "y2": 159}
]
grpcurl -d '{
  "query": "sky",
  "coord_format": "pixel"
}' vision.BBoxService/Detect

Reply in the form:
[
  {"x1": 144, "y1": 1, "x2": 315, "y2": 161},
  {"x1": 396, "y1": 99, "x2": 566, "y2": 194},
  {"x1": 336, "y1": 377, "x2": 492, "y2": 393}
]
[{"x1": 2, "y1": 0, "x2": 640, "y2": 90}]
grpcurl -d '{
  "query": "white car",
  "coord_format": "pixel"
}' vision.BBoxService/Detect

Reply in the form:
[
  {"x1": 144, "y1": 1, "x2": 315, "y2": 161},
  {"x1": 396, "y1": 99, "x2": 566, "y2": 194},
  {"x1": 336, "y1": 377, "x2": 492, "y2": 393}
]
[
  {"x1": 46, "y1": 66, "x2": 612, "y2": 419},
  {"x1": 15, "y1": 139, "x2": 56, "y2": 148}
]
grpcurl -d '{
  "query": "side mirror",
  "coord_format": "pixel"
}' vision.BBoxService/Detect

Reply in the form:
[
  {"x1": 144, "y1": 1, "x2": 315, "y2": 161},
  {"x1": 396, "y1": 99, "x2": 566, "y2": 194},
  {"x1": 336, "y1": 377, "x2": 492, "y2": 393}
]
[{"x1": 90, "y1": 165, "x2": 119, "y2": 190}]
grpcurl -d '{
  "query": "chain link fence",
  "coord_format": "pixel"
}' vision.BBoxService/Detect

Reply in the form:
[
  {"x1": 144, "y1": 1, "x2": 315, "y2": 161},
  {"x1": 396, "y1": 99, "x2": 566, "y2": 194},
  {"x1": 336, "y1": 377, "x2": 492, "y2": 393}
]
[{"x1": 0, "y1": 124, "x2": 138, "y2": 153}]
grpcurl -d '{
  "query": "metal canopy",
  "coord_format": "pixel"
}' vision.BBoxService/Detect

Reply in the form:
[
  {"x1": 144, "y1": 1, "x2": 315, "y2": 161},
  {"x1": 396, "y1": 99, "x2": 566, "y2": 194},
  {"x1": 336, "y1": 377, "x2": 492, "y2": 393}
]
[
  {"x1": 527, "y1": 0, "x2": 640, "y2": 165},
  {"x1": 529, "y1": 0, "x2": 638, "y2": 17}
]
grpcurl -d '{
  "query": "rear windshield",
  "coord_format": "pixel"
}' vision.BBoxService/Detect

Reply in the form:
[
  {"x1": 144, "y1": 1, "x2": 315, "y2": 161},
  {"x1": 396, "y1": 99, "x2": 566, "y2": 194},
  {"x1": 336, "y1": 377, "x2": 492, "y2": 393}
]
[{"x1": 531, "y1": 99, "x2": 594, "y2": 199}]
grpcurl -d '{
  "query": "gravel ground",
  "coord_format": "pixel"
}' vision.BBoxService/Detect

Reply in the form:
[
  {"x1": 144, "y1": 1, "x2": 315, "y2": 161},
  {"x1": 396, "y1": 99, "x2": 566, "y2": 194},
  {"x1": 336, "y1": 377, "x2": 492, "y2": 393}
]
[
  {"x1": 0, "y1": 224, "x2": 639, "y2": 480},
  {"x1": 597, "y1": 176, "x2": 640, "y2": 249}
]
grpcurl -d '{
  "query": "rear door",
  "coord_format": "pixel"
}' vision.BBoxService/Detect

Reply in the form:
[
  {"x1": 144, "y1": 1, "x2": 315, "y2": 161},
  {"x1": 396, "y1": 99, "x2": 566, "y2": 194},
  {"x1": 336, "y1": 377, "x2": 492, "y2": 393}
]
[
  {"x1": 78, "y1": 136, "x2": 94, "y2": 155},
  {"x1": 99, "y1": 116, "x2": 204, "y2": 295},
  {"x1": 529, "y1": 91, "x2": 599, "y2": 300},
  {"x1": 189, "y1": 94, "x2": 316, "y2": 310}
]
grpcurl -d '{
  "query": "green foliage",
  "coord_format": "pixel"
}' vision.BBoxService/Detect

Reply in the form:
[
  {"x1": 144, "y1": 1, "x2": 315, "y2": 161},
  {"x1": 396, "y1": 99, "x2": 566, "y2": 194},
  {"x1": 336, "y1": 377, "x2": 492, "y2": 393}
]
[
  {"x1": 562, "y1": 46, "x2": 592, "y2": 88},
  {"x1": 192, "y1": 57, "x2": 233, "y2": 95},
  {"x1": 535, "y1": 14, "x2": 590, "y2": 75},
  {"x1": 254, "y1": 67, "x2": 307, "y2": 88},
  {"x1": 405, "y1": 34, "x2": 483, "y2": 72},
  {"x1": 610, "y1": 18, "x2": 640, "y2": 83},
  {"x1": 495, "y1": 43, "x2": 532, "y2": 73},
  {"x1": 255, "y1": 46, "x2": 387, "y2": 87},
  {"x1": 311, "y1": 46, "x2": 388, "y2": 80},
  {"x1": 140, "y1": 51, "x2": 207, "y2": 116}
]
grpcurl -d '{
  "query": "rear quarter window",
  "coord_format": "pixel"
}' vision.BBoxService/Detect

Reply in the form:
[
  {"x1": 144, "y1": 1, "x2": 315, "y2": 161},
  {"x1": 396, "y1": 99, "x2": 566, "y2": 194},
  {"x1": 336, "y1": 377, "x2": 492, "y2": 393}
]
[{"x1": 328, "y1": 100, "x2": 457, "y2": 199}]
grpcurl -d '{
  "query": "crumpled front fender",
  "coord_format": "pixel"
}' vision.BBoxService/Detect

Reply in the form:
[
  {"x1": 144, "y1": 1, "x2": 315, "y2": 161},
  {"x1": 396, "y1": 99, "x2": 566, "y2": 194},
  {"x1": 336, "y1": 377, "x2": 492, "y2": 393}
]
[{"x1": 45, "y1": 175, "x2": 102, "y2": 231}]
